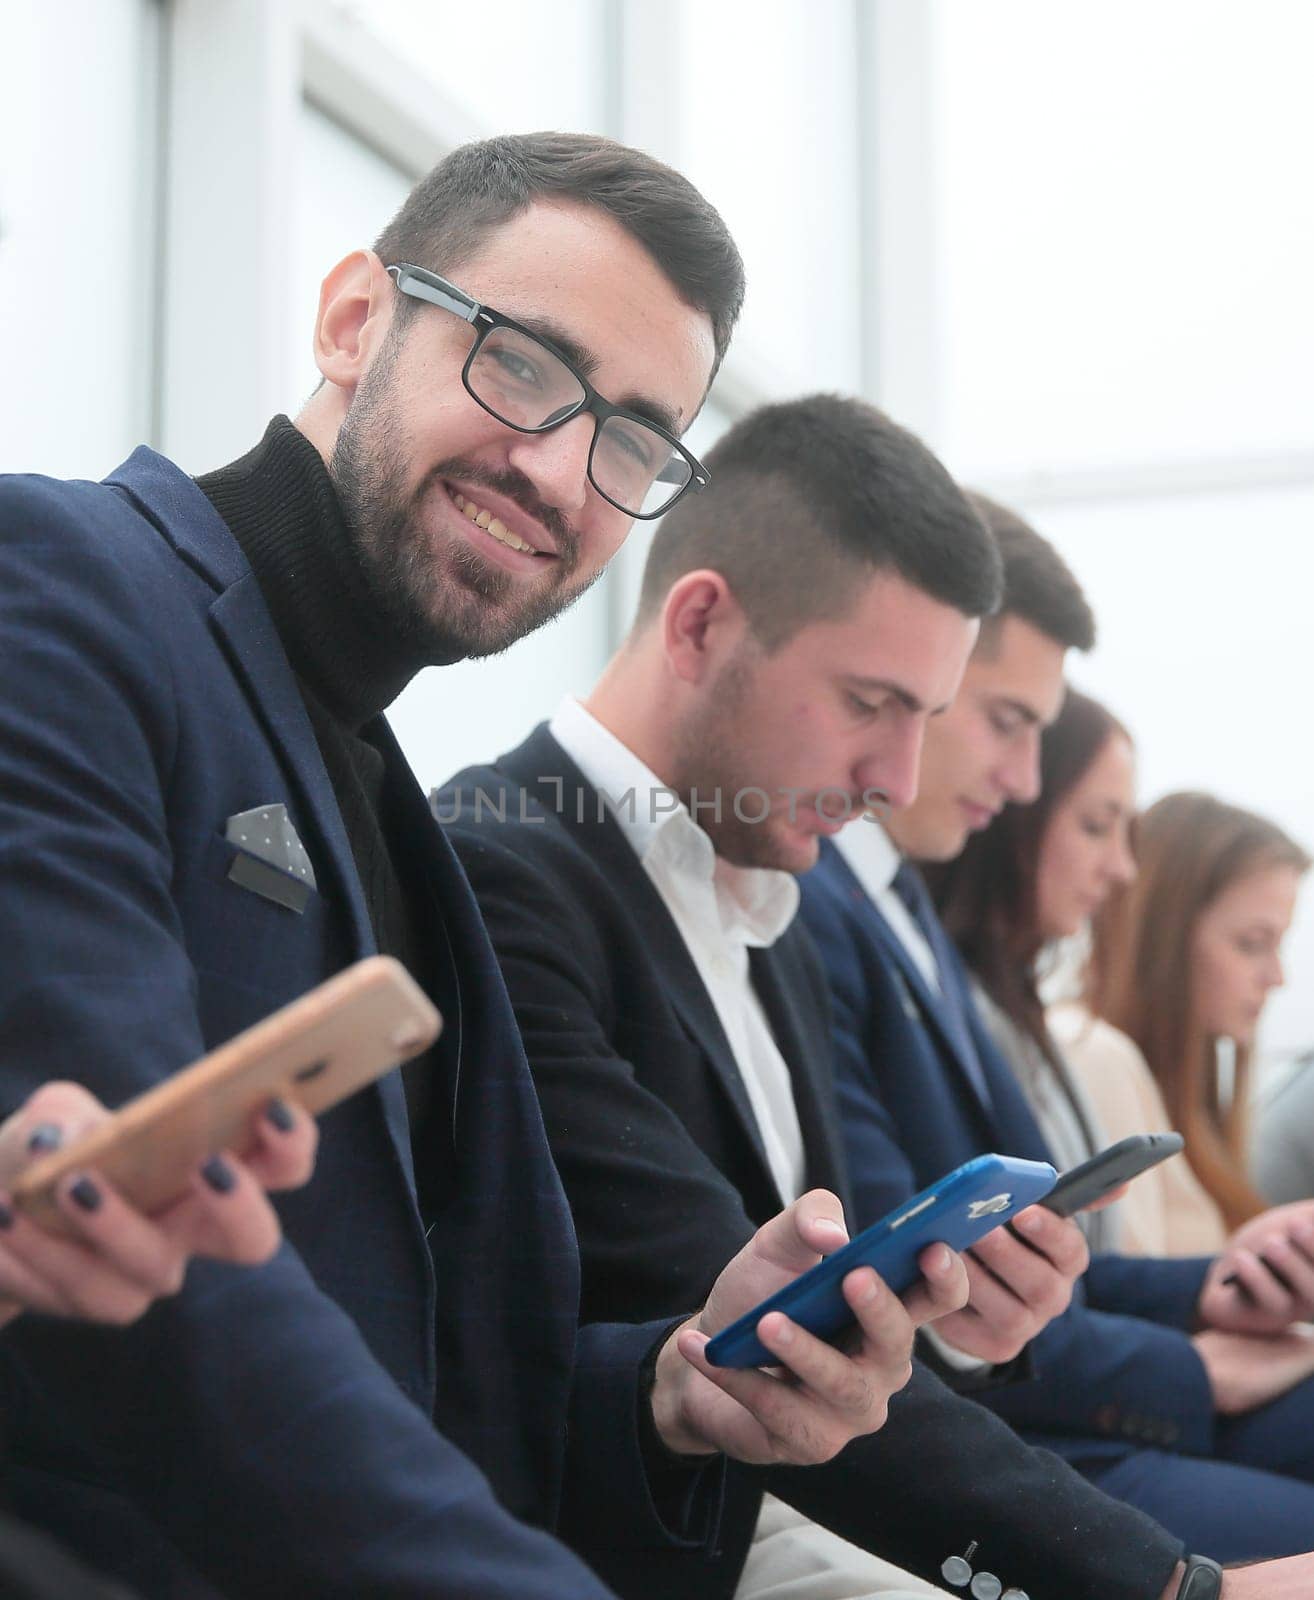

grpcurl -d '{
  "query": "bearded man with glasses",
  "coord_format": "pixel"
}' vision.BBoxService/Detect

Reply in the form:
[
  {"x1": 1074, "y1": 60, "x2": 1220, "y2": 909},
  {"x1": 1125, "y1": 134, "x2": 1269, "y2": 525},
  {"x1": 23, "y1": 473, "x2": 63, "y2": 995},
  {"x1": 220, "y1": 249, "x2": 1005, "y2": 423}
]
[
  {"x1": 0, "y1": 125, "x2": 1272, "y2": 1600},
  {"x1": 0, "y1": 131, "x2": 969, "y2": 1600}
]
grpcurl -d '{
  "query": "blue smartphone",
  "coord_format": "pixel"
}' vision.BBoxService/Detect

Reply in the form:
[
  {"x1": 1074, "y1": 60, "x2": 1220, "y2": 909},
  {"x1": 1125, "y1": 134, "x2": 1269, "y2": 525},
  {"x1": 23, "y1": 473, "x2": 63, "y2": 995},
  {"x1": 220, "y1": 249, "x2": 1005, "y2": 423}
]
[{"x1": 704, "y1": 1153, "x2": 1057, "y2": 1369}]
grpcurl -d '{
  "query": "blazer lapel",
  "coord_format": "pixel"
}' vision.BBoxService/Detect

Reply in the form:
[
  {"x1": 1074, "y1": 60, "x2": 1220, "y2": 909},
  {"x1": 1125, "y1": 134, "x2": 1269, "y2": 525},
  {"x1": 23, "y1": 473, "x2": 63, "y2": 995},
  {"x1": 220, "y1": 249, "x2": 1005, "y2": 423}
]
[
  {"x1": 106, "y1": 449, "x2": 415, "y2": 1189},
  {"x1": 206, "y1": 581, "x2": 374, "y2": 948},
  {"x1": 499, "y1": 727, "x2": 773, "y2": 1180},
  {"x1": 823, "y1": 844, "x2": 996, "y2": 1123},
  {"x1": 867, "y1": 902, "x2": 996, "y2": 1122}
]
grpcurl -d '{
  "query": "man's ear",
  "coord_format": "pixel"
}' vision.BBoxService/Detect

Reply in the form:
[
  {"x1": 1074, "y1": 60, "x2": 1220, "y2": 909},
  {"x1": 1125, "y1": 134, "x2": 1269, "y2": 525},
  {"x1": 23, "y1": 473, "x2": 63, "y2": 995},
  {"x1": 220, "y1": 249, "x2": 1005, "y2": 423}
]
[
  {"x1": 662, "y1": 570, "x2": 745, "y2": 685},
  {"x1": 312, "y1": 250, "x2": 393, "y2": 395}
]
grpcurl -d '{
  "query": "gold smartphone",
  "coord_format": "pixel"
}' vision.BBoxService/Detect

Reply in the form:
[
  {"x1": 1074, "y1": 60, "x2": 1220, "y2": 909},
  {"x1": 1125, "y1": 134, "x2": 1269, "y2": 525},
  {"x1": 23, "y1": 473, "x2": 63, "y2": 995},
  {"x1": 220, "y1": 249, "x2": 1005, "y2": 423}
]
[{"x1": 11, "y1": 956, "x2": 440, "y2": 1234}]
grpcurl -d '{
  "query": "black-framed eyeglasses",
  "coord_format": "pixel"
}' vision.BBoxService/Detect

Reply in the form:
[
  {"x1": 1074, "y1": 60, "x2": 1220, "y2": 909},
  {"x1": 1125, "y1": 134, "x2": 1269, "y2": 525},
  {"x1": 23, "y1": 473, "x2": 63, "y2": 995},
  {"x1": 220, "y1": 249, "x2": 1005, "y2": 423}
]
[{"x1": 386, "y1": 262, "x2": 709, "y2": 520}]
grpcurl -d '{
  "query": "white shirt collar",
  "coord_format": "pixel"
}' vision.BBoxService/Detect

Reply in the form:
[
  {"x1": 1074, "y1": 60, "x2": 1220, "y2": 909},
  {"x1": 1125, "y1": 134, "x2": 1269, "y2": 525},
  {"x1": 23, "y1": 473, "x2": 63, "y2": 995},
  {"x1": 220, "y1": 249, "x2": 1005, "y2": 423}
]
[
  {"x1": 549, "y1": 696, "x2": 799, "y2": 948},
  {"x1": 833, "y1": 814, "x2": 903, "y2": 900}
]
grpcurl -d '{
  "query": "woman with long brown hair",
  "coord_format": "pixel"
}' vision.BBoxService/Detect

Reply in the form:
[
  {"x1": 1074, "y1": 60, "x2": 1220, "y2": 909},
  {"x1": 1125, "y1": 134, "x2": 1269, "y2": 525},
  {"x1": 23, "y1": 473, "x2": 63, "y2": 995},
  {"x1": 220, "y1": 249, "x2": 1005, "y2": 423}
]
[
  {"x1": 1088, "y1": 792, "x2": 1309, "y2": 1234},
  {"x1": 929, "y1": 682, "x2": 1311, "y2": 1255},
  {"x1": 925, "y1": 686, "x2": 1141, "y2": 1251}
]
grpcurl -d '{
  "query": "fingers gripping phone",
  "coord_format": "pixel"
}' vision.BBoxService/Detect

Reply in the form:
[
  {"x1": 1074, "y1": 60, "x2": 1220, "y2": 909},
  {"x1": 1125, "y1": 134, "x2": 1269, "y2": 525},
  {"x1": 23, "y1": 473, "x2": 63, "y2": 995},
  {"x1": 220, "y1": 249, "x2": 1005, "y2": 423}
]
[
  {"x1": 11, "y1": 957, "x2": 440, "y2": 1235},
  {"x1": 704, "y1": 1153, "x2": 1058, "y2": 1370},
  {"x1": 1040, "y1": 1133, "x2": 1185, "y2": 1220}
]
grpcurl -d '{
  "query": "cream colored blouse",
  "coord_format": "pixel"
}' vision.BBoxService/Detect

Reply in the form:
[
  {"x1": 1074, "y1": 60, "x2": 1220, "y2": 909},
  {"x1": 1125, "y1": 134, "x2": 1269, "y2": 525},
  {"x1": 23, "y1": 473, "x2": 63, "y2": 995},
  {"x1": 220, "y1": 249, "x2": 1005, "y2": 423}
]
[{"x1": 1048, "y1": 1002, "x2": 1228, "y2": 1257}]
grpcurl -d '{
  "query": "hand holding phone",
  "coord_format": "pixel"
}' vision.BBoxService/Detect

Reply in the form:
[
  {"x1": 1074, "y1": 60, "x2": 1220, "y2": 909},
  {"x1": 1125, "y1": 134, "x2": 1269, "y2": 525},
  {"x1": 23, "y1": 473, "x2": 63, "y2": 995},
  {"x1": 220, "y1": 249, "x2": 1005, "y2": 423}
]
[
  {"x1": 652, "y1": 1189, "x2": 969, "y2": 1465},
  {"x1": 10, "y1": 957, "x2": 439, "y2": 1236},
  {"x1": 0, "y1": 1080, "x2": 319, "y2": 1327},
  {"x1": 705, "y1": 1154, "x2": 1056, "y2": 1369},
  {"x1": 1203, "y1": 1198, "x2": 1314, "y2": 1332}
]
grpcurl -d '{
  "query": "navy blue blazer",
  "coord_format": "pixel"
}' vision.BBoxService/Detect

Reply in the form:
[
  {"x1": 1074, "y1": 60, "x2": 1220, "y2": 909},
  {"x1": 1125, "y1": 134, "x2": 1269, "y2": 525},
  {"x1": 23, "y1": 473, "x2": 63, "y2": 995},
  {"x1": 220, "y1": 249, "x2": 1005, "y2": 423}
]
[
  {"x1": 800, "y1": 839, "x2": 1218, "y2": 1461},
  {"x1": 0, "y1": 453, "x2": 718, "y2": 1600}
]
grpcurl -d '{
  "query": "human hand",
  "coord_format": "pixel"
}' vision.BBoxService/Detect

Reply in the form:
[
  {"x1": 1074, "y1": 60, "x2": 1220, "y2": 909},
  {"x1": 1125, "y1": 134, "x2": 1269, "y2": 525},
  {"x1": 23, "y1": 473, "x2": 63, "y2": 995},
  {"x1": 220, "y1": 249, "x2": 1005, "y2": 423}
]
[
  {"x1": 0, "y1": 1079, "x2": 317, "y2": 1328},
  {"x1": 1192, "y1": 1324, "x2": 1314, "y2": 1416},
  {"x1": 1199, "y1": 1201, "x2": 1314, "y2": 1334},
  {"x1": 1209, "y1": 1553, "x2": 1314, "y2": 1598},
  {"x1": 649, "y1": 1188, "x2": 968, "y2": 1463},
  {"x1": 930, "y1": 1204, "x2": 1089, "y2": 1364}
]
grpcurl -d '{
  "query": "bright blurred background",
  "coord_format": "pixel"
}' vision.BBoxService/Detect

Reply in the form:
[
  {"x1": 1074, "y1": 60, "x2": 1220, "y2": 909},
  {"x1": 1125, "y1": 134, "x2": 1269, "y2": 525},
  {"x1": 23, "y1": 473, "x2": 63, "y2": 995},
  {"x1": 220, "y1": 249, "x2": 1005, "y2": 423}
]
[{"x1": 3, "y1": 0, "x2": 1313, "y2": 1075}]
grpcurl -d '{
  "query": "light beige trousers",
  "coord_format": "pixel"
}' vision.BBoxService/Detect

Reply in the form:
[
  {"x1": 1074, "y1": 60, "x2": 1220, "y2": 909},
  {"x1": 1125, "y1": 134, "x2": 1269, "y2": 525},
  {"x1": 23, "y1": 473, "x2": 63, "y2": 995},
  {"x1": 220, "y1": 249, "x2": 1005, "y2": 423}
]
[{"x1": 733, "y1": 1495, "x2": 954, "y2": 1600}]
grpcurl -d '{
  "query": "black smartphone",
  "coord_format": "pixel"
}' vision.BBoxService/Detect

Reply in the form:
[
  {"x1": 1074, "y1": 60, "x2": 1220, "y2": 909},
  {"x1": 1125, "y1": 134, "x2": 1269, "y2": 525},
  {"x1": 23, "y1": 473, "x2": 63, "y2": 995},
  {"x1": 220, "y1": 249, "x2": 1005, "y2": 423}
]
[{"x1": 1041, "y1": 1133, "x2": 1185, "y2": 1219}]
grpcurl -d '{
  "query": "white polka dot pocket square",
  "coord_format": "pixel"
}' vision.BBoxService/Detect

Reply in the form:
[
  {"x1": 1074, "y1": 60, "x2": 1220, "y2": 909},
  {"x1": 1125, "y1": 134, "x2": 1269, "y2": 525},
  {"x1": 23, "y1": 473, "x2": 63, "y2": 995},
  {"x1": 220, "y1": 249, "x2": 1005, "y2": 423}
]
[{"x1": 224, "y1": 803, "x2": 318, "y2": 914}]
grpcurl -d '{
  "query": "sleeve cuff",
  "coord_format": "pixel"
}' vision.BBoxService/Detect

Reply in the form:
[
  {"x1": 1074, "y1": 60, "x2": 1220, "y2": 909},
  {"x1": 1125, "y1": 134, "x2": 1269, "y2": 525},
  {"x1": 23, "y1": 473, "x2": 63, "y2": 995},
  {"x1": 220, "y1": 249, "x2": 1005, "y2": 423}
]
[
  {"x1": 918, "y1": 1324, "x2": 993, "y2": 1374},
  {"x1": 564, "y1": 1318, "x2": 726, "y2": 1555}
]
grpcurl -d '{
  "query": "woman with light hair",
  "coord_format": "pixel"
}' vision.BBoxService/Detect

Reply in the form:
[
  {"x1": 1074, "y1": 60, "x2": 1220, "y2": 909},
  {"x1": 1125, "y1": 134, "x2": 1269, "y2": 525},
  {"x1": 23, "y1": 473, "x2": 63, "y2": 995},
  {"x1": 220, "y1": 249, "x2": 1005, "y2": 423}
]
[
  {"x1": 928, "y1": 687, "x2": 1310, "y2": 1259},
  {"x1": 1087, "y1": 790, "x2": 1309, "y2": 1240}
]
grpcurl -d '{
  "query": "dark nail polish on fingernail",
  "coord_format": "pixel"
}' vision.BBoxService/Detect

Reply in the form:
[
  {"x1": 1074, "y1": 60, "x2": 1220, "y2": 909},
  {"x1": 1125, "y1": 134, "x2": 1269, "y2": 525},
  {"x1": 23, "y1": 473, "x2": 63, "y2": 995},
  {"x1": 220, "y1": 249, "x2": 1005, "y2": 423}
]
[
  {"x1": 201, "y1": 1156, "x2": 237, "y2": 1195},
  {"x1": 1259, "y1": 1253, "x2": 1297, "y2": 1294},
  {"x1": 265, "y1": 1097, "x2": 294, "y2": 1134},
  {"x1": 69, "y1": 1177, "x2": 102, "y2": 1213},
  {"x1": 26, "y1": 1123, "x2": 62, "y2": 1155},
  {"x1": 0, "y1": 1203, "x2": 13, "y2": 1231}
]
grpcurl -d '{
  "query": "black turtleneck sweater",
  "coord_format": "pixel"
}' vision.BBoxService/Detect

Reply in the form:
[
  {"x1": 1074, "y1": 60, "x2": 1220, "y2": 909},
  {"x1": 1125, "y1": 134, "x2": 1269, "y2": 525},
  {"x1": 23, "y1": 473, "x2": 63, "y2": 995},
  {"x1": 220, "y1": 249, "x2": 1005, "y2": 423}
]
[
  {"x1": 196, "y1": 415, "x2": 457, "y2": 1223},
  {"x1": 198, "y1": 418, "x2": 708, "y2": 1496}
]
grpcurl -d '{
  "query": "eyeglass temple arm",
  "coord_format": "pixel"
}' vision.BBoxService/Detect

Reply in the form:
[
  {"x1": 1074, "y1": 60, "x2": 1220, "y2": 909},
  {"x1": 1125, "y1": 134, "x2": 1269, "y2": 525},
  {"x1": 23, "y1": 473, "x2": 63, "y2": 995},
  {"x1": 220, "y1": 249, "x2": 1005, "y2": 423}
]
[
  {"x1": 656, "y1": 459, "x2": 708, "y2": 487},
  {"x1": 386, "y1": 264, "x2": 480, "y2": 324}
]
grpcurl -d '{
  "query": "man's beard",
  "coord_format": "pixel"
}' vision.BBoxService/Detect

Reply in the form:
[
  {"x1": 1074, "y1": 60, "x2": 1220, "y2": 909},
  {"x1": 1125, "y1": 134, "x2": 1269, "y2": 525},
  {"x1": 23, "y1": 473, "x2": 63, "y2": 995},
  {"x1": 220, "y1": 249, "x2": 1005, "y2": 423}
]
[
  {"x1": 327, "y1": 341, "x2": 599, "y2": 662},
  {"x1": 670, "y1": 653, "x2": 805, "y2": 873}
]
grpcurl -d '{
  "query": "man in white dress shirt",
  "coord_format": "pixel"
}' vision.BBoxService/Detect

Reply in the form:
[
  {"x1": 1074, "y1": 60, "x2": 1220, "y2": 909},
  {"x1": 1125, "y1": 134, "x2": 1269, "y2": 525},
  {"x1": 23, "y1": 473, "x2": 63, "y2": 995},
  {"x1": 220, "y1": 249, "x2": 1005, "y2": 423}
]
[{"x1": 441, "y1": 397, "x2": 1114, "y2": 1600}]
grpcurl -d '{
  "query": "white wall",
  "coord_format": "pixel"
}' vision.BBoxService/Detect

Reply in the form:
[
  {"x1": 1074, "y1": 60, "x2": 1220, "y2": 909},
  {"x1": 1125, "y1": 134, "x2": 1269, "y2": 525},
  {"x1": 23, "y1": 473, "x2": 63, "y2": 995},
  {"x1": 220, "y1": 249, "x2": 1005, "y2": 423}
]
[
  {"x1": 0, "y1": 0, "x2": 160, "y2": 479},
  {"x1": 932, "y1": 0, "x2": 1314, "y2": 477},
  {"x1": 916, "y1": 0, "x2": 1314, "y2": 1066},
  {"x1": 4, "y1": 0, "x2": 1313, "y2": 1065}
]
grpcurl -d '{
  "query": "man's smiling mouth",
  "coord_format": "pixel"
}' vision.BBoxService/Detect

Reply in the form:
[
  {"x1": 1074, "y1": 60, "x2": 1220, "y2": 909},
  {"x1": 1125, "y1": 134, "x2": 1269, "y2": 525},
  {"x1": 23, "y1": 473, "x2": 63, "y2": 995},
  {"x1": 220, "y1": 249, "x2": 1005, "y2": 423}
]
[{"x1": 451, "y1": 490, "x2": 543, "y2": 556}]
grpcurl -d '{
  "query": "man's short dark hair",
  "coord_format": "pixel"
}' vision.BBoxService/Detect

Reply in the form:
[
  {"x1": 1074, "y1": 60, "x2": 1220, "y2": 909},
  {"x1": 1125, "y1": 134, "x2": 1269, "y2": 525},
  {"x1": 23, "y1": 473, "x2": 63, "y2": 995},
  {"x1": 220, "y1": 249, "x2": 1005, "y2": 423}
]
[
  {"x1": 966, "y1": 492, "x2": 1096, "y2": 654},
  {"x1": 373, "y1": 131, "x2": 744, "y2": 381},
  {"x1": 633, "y1": 394, "x2": 1003, "y2": 649}
]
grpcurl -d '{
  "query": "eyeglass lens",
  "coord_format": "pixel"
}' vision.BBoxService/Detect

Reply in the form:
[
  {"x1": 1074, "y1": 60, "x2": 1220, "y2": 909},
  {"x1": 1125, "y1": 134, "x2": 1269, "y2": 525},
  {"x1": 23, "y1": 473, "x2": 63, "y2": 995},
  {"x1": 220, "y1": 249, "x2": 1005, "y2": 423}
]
[{"x1": 469, "y1": 325, "x2": 692, "y2": 517}]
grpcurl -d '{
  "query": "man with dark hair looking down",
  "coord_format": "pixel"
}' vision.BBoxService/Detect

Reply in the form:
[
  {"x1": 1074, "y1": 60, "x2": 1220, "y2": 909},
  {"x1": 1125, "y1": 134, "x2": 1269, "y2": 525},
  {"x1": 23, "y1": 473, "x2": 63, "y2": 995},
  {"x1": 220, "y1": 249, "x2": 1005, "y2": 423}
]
[
  {"x1": 801, "y1": 491, "x2": 1314, "y2": 1597},
  {"x1": 0, "y1": 134, "x2": 951, "y2": 1600},
  {"x1": 432, "y1": 393, "x2": 1314, "y2": 1600}
]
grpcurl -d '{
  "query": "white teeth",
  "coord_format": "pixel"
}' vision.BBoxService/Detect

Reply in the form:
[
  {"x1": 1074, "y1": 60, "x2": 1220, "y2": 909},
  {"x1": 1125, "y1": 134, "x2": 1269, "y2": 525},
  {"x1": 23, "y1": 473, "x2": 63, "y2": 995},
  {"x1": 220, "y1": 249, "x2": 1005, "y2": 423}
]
[{"x1": 449, "y1": 487, "x2": 538, "y2": 554}]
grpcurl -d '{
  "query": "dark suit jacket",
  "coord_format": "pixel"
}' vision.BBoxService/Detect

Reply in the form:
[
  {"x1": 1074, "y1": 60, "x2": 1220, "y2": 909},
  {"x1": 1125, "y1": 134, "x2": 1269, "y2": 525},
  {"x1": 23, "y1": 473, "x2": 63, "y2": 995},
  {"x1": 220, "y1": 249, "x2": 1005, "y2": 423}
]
[
  {"x1": 0, "y1": 1510, "x2": 144, "y2": 1600},
  {"x1": 800, "y1": 840, "x2": 1218, "y2": 1459},
  {"x1": 0, "y1": 454, "x2": 719, "y2": 1600},
  {"x1": 438, "y1": 726, "x2": 1185, "y2": 1600}
]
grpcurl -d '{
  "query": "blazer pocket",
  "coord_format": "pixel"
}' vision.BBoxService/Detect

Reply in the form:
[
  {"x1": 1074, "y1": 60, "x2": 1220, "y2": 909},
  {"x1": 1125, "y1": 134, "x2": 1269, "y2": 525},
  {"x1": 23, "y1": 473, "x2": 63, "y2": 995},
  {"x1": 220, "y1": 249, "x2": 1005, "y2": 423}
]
[
  {"x1": 225, "y1": 841, "x2": 316, "y2": 913},
  {"x1": 182, "y1": 833, "x2": 331, "y2": 990}
]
